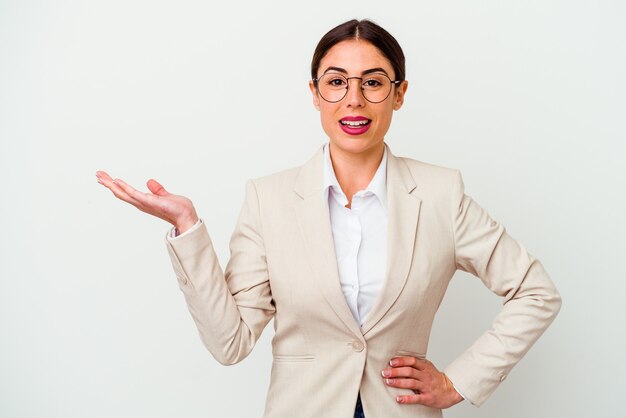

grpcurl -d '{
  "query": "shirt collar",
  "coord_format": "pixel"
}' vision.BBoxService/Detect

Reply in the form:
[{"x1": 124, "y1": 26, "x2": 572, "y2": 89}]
[{"x1": 322, "y1": 142, "x2": 388, "y2": 211}]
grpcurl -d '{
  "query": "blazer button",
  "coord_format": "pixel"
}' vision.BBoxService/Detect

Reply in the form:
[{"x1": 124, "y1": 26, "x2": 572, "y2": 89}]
[
  {"x1": 500, "y1": 374, "x2": 507, "y2": 381},
  {"x1": 351, "y1": 340, "x2": 364, "y2": 352}
]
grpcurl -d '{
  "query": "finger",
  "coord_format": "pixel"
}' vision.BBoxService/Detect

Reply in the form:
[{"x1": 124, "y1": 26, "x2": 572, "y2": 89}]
[
  {"x1": 98, "y1": 176, "x2": 146, "y2": 208},
  {"x1": 95, "y1": 172, "x2": 121, "y2": 192},
  {"x1": 396, "y1": 393, "x2": 430, "y2": 405},
  {"x1": 116, "y1": 179, "x2": 184, "y2": 224},
  {"x1": 389, "y1": 356, "x2": 428, "y2": 370},
  {"x1": 95, "y1": 173, "x2": 165, "y2": 220},
  {"x1": 114, "y1": 178, "x2": 161, "y2": 208},
  {"x1": 382, "y1": 366, "x2": 425, "y2": 380},
  {"x1": 95, "y1": 170, "x2": 113, "y2": 186},
  {"x1": 384, "y1": 377, "x2": 426, "y2": 392},
  {"x1": 98, "y1": 174, "x2": 168, "y2": 211},
  {"x1": 95, "y1": 171, "x2": 119, "y2": 189},
  {"x1": 95, "y1": 170, "x2": 112, "y2": 180},
  {"x1": 109, "y1": 183, "x2": 145, "y2": 208},
  {"x1": 97, "y1": 174, "x2": 154, "y2": 208},
  {"x1": 147, "y1": 178, "x2": 169, "y2": 196}
]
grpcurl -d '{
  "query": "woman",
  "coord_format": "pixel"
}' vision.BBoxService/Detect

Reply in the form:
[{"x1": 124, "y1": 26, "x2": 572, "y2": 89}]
[{"x1": 96, "y1": 19, "x2": 561, "y2": 418}]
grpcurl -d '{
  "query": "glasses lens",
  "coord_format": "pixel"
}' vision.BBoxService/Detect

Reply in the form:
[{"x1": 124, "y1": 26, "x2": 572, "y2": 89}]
[
  {"x1": 361, "y1": 73, "x2": 392, "y2": 103},
  {"x1": 317, "y1": 74, "x2": 348, "y2": 102},
  {"x1": 316, "y1": 73, "x2": 393, "y2": 103}
]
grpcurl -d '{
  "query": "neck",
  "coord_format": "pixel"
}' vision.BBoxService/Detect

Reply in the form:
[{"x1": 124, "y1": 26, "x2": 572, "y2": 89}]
[{"x1": 329, "y1": 141, "x2": 385, "y2": 204}]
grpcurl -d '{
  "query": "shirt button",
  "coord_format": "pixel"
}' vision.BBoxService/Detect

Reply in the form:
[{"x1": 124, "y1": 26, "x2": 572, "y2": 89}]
[{"x1": 351, "y1": 340, "x2": 364, "y2": 352}]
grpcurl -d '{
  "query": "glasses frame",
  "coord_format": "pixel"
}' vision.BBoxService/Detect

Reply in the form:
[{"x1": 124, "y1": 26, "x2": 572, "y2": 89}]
[{"x1": 313, "y1": 73, "x2": 402, "y2": 104}]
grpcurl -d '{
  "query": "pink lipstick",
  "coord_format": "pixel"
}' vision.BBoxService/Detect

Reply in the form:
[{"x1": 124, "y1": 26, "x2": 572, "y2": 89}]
[{"x1": 339, "y1": 116, "x2": 371, "y2": 135}]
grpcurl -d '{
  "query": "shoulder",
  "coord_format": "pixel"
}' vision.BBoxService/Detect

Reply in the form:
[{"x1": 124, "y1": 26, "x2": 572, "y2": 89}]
[
  {"x1": 246, "y1": 145, "x2": 324, "y2": 197},
  {"x1": 394, "y1": 154, "x2": 462, "y2": 192},
  {"x1": 398, "y1": 155, "x2": 459, "y2": 176},
  {"x1": 240, "y1": 165, "x2": 302, "y2": 206},
  {"x1": 250, "y1": 165, "x2": 301, "y2": 190}
]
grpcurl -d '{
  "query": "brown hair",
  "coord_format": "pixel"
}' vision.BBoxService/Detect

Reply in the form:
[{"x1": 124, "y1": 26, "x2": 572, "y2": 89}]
[{"x1": 311, "y1": 19, "x2": 406, "y2": 86}]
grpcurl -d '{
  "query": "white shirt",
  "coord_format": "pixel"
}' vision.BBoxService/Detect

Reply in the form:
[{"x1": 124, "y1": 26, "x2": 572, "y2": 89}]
[{"x1": 323, "y1": 142, "x2": 388, "y2": 327}]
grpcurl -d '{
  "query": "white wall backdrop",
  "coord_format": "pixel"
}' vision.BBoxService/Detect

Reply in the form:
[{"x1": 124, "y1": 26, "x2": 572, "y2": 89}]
[{"x1": 1, "y1": 1, "x2": 624, "y2": 417}]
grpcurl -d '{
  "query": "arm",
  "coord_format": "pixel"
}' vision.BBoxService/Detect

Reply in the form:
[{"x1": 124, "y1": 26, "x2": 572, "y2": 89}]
[
  {"x1": 165, "y1": 179, "x2": 275, "y2": 365},
  {"x1": 443, "y1": 171, "x2": 562, "y2": 406},
  {"x1": 95, "y1": 171, "x2": 274, "y2": 365}
]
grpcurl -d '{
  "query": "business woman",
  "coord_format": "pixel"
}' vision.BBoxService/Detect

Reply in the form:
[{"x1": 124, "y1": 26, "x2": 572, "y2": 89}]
[{"x1": 96, "y1": 19, "x2": 561, "y2": 418}]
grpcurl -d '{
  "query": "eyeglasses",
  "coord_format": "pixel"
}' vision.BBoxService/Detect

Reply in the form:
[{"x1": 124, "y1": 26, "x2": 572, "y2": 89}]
[{"x1": 313, "y1": 72, "x2": 401, "y2": 103}]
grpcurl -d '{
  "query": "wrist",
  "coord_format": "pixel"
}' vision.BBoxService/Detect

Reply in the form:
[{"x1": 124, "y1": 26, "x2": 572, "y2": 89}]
[
  {"x1": 452, "y1": 389, "x2": 464, "y2": 404},
  {"x1": 443, "y1": 373, "x2": 464, "y2": 406},
  {"x1": 175, "y1": 213, "x2": 199, "y2": 235}
]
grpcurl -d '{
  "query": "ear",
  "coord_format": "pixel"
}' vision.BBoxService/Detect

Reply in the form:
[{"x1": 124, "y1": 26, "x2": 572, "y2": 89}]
[
  {"x1": 309, "y1": 79, "x2": 321, "y2": 111},
  {"x1": 392, "y1": 80, "x2": 409, "y2": 111}
]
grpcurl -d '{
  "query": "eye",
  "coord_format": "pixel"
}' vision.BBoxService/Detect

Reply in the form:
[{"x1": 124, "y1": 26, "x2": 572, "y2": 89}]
[
  {"x1": 327, "y1": 76, "x2": 347, "y2": 87},
  {"x1": 362, "y1": 77, "x2": 384, "y2": 88}
]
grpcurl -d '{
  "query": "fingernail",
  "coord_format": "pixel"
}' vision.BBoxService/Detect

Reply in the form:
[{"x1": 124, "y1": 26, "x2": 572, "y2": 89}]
[
  {"x1": 396, "y1": 396, "x2": 402, "y2": 403},
  {"x1": 389, "y1": 359, "x2": 398, "y2": 367},
  {"x1": 382, "y1": 369, "x2": 391, "y2": 377},
  {"x1": 385, "y1": 378, "x2": 394, "y2": 385}
]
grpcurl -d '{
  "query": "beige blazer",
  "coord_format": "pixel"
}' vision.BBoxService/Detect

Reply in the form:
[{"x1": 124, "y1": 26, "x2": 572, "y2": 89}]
[{"x1": 165, "y1": 143, "x2": 561, "y2": 418}]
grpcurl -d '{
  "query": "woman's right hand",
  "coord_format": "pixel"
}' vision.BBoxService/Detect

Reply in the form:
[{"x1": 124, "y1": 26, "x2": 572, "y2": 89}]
[{"x1": 95, "y1": 170, "x2": 199, "y2": 235}]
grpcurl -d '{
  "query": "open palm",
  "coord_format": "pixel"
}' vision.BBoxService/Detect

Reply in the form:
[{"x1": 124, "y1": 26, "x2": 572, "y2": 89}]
[{"x1": 95, "y1": 170, "x2": 198, "y2": 234}]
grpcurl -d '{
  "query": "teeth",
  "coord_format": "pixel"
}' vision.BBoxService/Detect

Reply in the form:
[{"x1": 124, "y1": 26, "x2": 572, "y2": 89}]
[{"x1": 341, "y1": 119, "x2": 370, "y2": 127}]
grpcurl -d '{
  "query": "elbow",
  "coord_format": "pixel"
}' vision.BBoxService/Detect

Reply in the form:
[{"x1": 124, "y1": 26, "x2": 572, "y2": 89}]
[
  {"x1": 550, "y1": 287, "x2": 562, "y2": 320},
  {"x1": 206, "y1": 345, "x2": 248, "y2": 366},
  {"x1": 213, "y1": 354, "x2": 243, "y2": 367},
  {"x1": 532, "y1": 278, "x2": 562, "y2": 326},
  {"x1": 522, "y1": 259, "x2": 563, "y2": 322},
  {"x1": 542, "y1": 265, "x2": 562, "y2": 321},
  {"x1": 200, "y1": 333, "x2": 253, "y2": 366},
  {"x1": 537, "y1": 280, "x2": 562, "y2": 325}
]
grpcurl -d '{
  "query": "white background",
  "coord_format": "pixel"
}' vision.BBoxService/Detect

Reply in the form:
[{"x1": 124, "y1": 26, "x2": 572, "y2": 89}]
[{"x1": 1, "y1": 1, "x2": 625, "y2": 417}]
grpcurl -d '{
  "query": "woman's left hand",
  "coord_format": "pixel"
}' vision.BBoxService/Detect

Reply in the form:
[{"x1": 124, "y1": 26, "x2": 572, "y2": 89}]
[{"x1": 382, "y1": 356, "x2": 464, "y2": 409}]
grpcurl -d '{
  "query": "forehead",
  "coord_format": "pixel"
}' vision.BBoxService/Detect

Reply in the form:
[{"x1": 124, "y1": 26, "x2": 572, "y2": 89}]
[{"x1": 318, "y1": 39, "x2": 394, "y2": 76}]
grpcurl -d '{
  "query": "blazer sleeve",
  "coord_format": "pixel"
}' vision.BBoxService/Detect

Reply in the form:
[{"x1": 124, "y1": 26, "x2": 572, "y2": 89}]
[
  {"x1": 443, "y1": 171, "x2": 562, "y2": 407},
  {"x1": 164, "y1": 179, "x2": 275, "y2": 365}
]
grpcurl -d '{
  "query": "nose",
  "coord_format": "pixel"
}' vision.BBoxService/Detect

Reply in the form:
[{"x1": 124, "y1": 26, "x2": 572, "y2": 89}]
[{"x1": 345, "y1": 78, "x2": 365, "y2": 108}]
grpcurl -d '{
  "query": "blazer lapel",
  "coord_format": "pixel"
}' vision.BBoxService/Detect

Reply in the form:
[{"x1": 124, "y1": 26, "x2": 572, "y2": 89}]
[
  {"x1": 293, "y1": 145, "x2": 363, "y2": 338},
  {"x1": 293, "y1": 143, "x2": 421, "y2": 338},
  {"x1": 361, "y1": 145, "x2": 421, "y2": 335}
]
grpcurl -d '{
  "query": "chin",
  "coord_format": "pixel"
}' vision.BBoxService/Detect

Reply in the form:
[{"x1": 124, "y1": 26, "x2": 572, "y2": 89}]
[{"x1": 332, "y1": 136, "x2": 381, "y2": 154}]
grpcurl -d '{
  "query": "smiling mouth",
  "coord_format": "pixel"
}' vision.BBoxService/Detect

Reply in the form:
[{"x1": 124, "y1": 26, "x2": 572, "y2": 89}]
[{"x1": 339, "y1": 119, "x2": 371, "y2": 127}]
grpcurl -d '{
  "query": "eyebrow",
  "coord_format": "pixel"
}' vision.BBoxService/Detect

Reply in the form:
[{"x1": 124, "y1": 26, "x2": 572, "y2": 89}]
[{"x1": 322, "y1": 66, "x2": 390, "y2": 76}]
